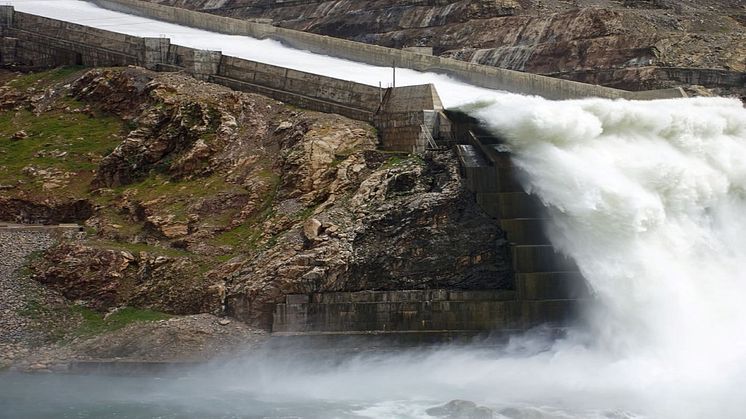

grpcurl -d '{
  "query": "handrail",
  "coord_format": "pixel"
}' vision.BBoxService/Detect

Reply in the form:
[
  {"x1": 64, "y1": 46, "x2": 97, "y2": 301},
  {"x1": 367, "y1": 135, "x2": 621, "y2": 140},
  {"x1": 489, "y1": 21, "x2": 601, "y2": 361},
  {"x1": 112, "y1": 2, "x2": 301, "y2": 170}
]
[{"x1": 421, "y1": 124, "x2": 439, "y2": 150}]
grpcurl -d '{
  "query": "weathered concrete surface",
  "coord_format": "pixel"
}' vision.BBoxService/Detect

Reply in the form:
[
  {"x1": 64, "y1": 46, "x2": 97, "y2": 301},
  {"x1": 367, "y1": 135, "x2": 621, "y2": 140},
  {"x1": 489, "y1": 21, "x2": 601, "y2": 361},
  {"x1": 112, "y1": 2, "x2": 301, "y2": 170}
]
[
  {"x1": 374, "y1": 84, "x2": 444, "y2": 152},
  {"x1": 87, "y1": 0, "x2": 686, "y2": 100},
  {"x1": 272, "y1": 289, "x2": 580, "y2": 335}
]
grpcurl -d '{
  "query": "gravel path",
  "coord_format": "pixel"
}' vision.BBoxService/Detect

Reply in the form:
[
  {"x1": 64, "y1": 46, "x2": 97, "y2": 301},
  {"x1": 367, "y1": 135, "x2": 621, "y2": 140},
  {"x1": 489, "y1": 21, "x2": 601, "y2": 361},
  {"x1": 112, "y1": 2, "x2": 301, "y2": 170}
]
[
  {"x1": 0, "y1": 227, "x2": 57, "y2": 345},
  {"x1": 0, "y1": 225, "x2": 82, "y2": 366}
]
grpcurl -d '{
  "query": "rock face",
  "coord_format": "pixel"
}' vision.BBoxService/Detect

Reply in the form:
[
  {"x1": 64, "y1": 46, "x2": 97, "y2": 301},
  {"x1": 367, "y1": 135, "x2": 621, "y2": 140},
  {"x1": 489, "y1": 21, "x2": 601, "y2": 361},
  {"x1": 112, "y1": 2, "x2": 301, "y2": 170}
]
[
  {"x1": 0, "y1": 199, "x2": 92, "y2": 225},
  {"x1": 33, "y1": 243, "x2": 221, "y2": 315},
  {"x1": 225, "y1": 152, "x2": 509, "y2": 327},
  {"x1": 1, "y1": 67, "x2": 510, "y2": 331},
  {"x1": 146, "y1": 0, "x2": 745, "y2": 97}
]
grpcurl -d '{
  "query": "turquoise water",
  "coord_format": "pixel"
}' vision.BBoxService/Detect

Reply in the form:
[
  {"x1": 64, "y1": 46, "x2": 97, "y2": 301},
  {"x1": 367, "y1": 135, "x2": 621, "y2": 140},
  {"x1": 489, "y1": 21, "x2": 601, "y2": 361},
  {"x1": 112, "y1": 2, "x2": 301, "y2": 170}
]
[{"x1": 0, "y1": 372, "x2": 399, "y2": 419}]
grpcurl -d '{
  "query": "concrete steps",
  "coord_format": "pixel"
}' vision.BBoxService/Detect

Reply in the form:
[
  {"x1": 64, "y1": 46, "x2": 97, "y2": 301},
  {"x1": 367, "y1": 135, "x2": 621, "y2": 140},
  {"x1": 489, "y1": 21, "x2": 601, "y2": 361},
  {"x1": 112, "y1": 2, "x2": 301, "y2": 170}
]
[
  {"x1": 476, "y1": 192, "x2": 542, "y2": 219},
  {"x1": 517, "y1": 272, "x2": 590, "y2": 300},
  {"x1": 500, "y1": 218, "x2": 550, "y2": 245},
  {"x1": 458, "y1": 129, "x2": 589, "y2": 319}
]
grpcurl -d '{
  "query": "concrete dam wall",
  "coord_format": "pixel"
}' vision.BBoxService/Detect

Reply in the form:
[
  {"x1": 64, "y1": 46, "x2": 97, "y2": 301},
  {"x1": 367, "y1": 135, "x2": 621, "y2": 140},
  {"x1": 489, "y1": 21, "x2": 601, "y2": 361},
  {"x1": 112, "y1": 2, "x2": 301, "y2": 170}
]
[
  {"x1": 273, "y1": 289, "x2": 585, "y2": 340},
  {"x1": 88, "y1": 0, "x2": 686, "y2": 101},
  {"x1": 0, "y1": 8, "x2": 381, "y2": 120},
  {"x1": 0, "y1": 6, "x2": 444, "y2": 152}
]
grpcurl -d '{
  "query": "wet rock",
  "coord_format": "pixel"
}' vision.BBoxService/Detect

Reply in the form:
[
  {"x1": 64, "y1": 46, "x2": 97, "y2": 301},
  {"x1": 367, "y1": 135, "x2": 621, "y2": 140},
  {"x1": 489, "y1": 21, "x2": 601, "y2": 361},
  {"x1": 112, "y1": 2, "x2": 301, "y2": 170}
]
[
  {"x1": 426, "y1": 400, "x2": 495, "y2": 418},
  {"x1": 498, "y1": 407, "x2": 562, "y2": 419}
]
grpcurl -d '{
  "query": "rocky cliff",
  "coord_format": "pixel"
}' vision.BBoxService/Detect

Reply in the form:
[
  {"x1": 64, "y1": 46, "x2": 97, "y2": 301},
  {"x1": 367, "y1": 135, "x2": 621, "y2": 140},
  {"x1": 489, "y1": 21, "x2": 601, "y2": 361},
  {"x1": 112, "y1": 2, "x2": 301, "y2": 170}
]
[
  {"x1": 0, "y1": 67, "x2": 509, "y2": 335},
  {"x1": 145, "y1": 0, "x2": 745, "y2": 98}
]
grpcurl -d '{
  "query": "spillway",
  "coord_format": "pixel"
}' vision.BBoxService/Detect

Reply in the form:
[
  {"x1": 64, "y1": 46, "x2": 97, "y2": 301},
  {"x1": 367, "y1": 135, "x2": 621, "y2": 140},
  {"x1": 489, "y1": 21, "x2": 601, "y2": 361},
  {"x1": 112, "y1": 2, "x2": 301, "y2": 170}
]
[
  {"x1": 9, "y1": 0, "x2": 506, "y2": 108},
  {"x1": 4, "y1": 1, "x2": 746, "y2": 418}
]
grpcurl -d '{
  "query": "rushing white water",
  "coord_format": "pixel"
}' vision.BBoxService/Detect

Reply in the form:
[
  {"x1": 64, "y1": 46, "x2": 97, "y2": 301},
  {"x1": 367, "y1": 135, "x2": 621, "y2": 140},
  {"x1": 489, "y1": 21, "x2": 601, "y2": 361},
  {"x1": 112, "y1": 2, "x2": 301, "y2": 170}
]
[
  {"x1": 6, "y1": 1, "x2": 746, "y2": 418},
  {"x1": 467, "y1": 95, "x2": 746, "y2": 418}
]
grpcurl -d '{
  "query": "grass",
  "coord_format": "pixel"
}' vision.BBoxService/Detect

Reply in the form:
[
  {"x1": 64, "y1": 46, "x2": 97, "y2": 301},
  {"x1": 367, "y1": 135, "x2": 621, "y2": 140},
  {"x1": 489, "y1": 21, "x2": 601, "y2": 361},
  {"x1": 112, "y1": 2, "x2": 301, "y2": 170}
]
[
  {"x1": 7, "y1": 66, "x2": 85, "y2": 91},
  {"x1": 0, "y1": 98, "x2": 124, "y2": 195},
  {"x1": 381, "y1": 153, "x2": 419, "y2": 169},
  {"x1": 87, "y1": 240, "x2": 192, "y2": 258},
  {"x1": 117, "y1": 173, "x2": 246, "y2": 223},
  {"x1": 211, "y1": 169, "x2": 280, "y2": 254},
  {"x1": 0, "y1": 67, "x2": 124, "y2": 197},
  {"x1": 70, "y1": 306, "x2": 172, "y2": 337},
  {"x1": 17, "y1": 250, "x2": 44, "y2": 277},
  {"x1": 18, "y1": 299, "x2": 171, "y2": 341}
]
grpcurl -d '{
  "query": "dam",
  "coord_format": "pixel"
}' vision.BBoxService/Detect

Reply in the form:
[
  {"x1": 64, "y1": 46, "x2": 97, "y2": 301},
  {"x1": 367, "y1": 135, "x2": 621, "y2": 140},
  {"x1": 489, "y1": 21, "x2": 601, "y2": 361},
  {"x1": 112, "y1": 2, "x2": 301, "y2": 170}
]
[
  {"x1": 2, "y1": 1, "x2": 746, "y2": 418},
  {"x1": 0, "y1": 0, "x2": 716, "y2": 341},
  {"x1": 0, "y1": 0, "x2": 625, "y2": 340}
]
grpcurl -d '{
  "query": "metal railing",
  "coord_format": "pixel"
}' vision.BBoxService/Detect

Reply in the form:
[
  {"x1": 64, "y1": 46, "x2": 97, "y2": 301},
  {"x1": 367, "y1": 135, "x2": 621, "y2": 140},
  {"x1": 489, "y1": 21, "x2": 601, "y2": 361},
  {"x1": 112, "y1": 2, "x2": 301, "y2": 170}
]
[{"x1": 421, "y1": 124, "x2": 439, "y2": 150}]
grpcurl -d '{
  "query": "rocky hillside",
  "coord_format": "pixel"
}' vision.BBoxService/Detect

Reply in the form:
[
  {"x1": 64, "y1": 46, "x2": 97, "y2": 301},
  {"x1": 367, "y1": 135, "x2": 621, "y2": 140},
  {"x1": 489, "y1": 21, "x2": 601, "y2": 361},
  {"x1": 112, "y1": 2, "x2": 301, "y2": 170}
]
[
  {"x1": 0, "y1": 67, "x2": 509, "y2": 335},
  {"x1": 146, "y1": 0, "x2": 745, "y2": 97}
]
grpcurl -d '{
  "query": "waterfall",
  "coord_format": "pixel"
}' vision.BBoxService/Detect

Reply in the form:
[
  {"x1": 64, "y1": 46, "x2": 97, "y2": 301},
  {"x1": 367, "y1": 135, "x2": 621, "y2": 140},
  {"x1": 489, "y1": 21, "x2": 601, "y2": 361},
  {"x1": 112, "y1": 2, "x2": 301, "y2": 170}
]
[{"x1": 464, "y1": 94, "x2": 746, "y2": 418}]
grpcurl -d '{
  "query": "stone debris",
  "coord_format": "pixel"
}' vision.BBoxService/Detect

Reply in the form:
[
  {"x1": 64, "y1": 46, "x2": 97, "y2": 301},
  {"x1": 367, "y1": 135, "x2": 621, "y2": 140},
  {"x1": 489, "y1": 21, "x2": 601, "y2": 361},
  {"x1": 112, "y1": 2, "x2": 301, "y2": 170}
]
[
  {"x1": 426, "y1": 400, "x2": 495, "y2": 419},
  {"x1": 0, "y1": 228, "x2": 58, "y2": 346},
  {"x1": 0, "y1": 227, "x2": 66, "y2": 369},
  {"x1": 11, "y1": 130, "x2": 27, "y2": 140}
]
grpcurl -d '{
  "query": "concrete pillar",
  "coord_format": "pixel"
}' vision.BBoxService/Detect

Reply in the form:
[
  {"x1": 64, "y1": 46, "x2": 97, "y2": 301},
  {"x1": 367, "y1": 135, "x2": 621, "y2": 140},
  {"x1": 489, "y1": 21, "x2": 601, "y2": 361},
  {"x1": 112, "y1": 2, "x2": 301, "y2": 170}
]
[
  {"x1": 0, "y1": 6, "x2": 13, "y2": 35},
  {"x1": 0, "y1": 37, "x2": 17, "y2": 66},
  {"x1": 191, "y1": 49, "x2": 222, "y2": 80},
  {"x1": 141, "y1": 37, "x2": 170, "y2": 70}
]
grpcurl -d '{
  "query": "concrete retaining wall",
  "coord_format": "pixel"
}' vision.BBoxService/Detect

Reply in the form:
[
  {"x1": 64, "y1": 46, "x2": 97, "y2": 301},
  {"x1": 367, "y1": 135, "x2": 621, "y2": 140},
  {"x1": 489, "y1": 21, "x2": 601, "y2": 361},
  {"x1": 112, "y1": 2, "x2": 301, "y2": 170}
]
[
  {"x1": 0, "y1": 6, "x2": 439, "y2": 150},
  {"x1": 551, "y1": 66, "x2": 745, "y2": 91},
  {"x1": 6, "y1": 13, "x2": 143, "y2": 68},
  {"x1": 88, "y1": 0, "x2": 687, "y2": 100},
  {"x1": 273, "y1": 290, "x2": 579, "y2": 335},
  {"x1": 218, "y1": 55, "x2": 382, "y2": 111},
  {"x1": 2, "y1": 10, "x2": 381, "y2": 118}
]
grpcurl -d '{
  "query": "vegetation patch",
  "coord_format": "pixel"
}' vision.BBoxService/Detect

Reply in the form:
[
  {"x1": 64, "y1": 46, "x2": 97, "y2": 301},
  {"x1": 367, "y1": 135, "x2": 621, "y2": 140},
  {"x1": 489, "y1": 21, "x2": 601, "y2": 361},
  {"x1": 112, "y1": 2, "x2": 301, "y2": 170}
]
[
  {"x1": 0, "y1": 97, "x2": 124, "y2": 197},
  {"x1": 70, "y1": 306, "x2": 172, "y2": 338},
  {"x1": 381, "y1": 152, "x2": 420, "y2": 169},
  {"x1": 7, "y1": 66, "x2": 85, "y2": 91},
  {"x1": 87, "y1": 240, "x2": 192, "y2": 258},
  {"x1": 211, "y1": 170, "x2": 280, "y2": 254}
]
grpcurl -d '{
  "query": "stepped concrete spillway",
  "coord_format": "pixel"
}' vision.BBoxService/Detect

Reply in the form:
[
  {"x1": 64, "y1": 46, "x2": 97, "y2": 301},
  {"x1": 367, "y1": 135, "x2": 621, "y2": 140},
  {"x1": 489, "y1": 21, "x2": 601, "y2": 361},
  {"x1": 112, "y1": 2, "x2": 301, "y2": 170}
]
[{"x1": 1, "y1": 0, "x2": 690, "y2": 341}]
